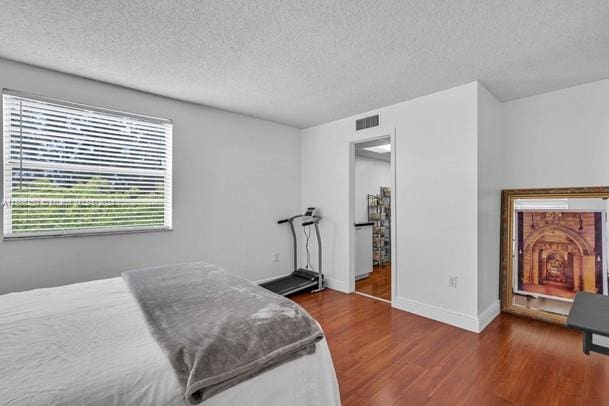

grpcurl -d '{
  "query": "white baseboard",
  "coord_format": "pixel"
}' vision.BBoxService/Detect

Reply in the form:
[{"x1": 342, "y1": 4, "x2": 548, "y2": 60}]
[
  {"x1": 477, "y1": 300, "x2": 500, "y2": 332},
  {"x1": 392, "y1": 296, "x2": 501, "y2": 333},
  {"x1": 393, "y1": 296, "x2": 479, "y2": 332},
  {"x1": 325, "y1": 277, "x2": 350, "y2": 293}
]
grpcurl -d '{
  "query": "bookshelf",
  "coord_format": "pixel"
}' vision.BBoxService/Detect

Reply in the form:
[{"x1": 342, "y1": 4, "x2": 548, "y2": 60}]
[{"x1": 367, "y1": 186, "x2": 391, "y2": 267}]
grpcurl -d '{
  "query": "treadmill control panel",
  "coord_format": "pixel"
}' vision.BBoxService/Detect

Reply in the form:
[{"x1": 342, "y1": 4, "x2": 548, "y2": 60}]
[{"x1": 304, "y1": 207, "x2": 316, "y2": 217}]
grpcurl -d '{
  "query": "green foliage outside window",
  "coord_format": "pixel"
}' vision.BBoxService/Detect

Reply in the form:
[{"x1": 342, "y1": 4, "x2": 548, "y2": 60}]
[{"x1": 10, "y1": 177, "x2": 164, "y2": 232}]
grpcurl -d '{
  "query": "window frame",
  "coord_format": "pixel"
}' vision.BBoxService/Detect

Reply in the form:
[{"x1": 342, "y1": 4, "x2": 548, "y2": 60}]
[{"x1": 2, "y1": 89, "x2": 173, "y2": 240}]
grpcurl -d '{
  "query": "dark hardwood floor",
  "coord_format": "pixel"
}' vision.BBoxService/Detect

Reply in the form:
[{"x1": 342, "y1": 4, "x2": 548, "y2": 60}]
[
  {"x1": 292, "y1": 289, "x2": 609, "y2": 405},
  {"x1": 355, "y1": 263, "x2": 391, "y2": 301}
]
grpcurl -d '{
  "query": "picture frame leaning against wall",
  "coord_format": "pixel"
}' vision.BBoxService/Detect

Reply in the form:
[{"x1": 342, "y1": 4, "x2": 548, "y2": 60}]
[{"x1": 500, "y1": 187, "x2": 609, "y2": 325}]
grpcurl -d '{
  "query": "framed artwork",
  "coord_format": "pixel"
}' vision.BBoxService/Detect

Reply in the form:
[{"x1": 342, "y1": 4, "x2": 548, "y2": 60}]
[{"x1": 500, "y1": 187, "x2": 609, "y2": 324}]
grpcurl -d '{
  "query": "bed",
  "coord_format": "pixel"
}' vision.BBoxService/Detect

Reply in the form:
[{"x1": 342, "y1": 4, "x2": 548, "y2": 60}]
[{"x1": 0, "y1": 269, "x2": 340, "y2": 405}]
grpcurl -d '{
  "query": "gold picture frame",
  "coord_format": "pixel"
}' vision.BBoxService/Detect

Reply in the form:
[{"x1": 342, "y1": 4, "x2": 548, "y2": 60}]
[{"x1": 500, "y1": 186, "x2": 609, "y2": 325}]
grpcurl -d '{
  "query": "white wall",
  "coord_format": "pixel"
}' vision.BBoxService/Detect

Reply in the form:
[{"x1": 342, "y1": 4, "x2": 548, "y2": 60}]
[
  {"x1": 302, "y1": 82, "x2": 481, "y2": 329},
  {"x1": 302, "y1": 77, "x2": 609, "y2": 332},
  {"x1": 504, "y1": 78, "x2": 609, "y2": 188},
  {"x1": 354, "y1": 156, "x2": 391, "y2": 223},
  {"x1": 0, "y1": 58, "x2": 302, "y2": 294},
  {"x1": 6, "y1": 53, "x2": 606, "y2": 332},
  {"x1": 469, "y1": 78, "x2": 609, "y2": 326},
  {"x1": 477, "y1": 84, "x2": 504, "y2": 319},
  {"x1": 503, "y1": 78, "x2": 609, "y2": 346}
]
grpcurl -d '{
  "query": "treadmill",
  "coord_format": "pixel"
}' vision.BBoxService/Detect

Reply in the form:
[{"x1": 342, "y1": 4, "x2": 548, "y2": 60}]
[{"x1": 260, "y1": 207, "x2": 327, "y2": 296}]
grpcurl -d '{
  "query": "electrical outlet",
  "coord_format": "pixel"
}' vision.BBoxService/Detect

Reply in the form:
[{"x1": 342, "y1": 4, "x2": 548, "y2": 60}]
[
  {"x1": 448, "y1": 276, "x2": 458, "y2": 288},
  {"x1": 272, "y1": 253, "x2": 280, "y2": 262}
]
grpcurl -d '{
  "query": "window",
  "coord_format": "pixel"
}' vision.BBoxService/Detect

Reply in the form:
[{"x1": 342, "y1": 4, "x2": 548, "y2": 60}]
[{"x1": 2, "y1": 90, "x2": 172, "y2": 238}]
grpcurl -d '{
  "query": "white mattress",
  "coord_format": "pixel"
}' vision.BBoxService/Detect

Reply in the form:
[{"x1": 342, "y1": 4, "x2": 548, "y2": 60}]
[{"x1": 0, "y1": 277, "x2": 340, "y2": 406}]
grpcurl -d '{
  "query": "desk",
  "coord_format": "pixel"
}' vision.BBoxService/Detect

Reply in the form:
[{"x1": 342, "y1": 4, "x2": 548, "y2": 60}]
[{"x1": 567, "y1": 292, "x2": 609, "y2": 356}]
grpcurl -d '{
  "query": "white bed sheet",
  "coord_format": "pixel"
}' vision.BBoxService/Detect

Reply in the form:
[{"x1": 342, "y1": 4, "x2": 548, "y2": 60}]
[{"x1": 0, "y1": 277, "x2": 340, "y2": 406}]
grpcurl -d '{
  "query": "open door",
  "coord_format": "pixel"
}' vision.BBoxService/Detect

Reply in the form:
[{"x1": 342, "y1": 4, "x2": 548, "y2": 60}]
[{"x1": 351, "y1": 136, "x2": 393, "y2": 302}]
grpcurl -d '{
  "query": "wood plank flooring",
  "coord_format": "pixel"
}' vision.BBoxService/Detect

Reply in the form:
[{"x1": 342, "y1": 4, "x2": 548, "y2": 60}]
[
  {"x1": 291, "y1": 289, "x2": 609, "y2": 405},
  {"x1": 355, "y1": 263, "x2": 391, "y2": 301}
]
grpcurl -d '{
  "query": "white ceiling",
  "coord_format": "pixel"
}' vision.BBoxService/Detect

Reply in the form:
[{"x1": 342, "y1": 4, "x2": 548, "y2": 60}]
[{"x1": 1, "y1": 1, "x2": 608, "y2": 128}]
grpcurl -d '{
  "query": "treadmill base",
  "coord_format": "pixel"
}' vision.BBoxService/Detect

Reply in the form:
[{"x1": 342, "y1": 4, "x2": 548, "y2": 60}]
[{"x1": 260, "y1": 269, "x2": 325, "y2": 296}]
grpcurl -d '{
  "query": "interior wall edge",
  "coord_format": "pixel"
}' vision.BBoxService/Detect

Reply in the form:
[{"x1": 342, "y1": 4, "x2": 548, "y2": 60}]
[{"x1": 477, "y1": 299, "x2": 501, "y2": 332}]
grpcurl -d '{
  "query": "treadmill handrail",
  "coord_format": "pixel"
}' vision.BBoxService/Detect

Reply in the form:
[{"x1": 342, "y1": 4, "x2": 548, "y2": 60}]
[
  {"x1": 277, "y1": 214, "x2": 306, "y2": 224},
  {"x1": 278, "y1": 214, "x2": 323, "y2": 225},
  {"x1": 302, "y1": 216, "x2": 321, "y2": 227}
]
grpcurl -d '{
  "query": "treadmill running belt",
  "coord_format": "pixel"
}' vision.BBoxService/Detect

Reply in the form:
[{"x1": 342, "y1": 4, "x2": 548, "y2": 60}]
[{"x1": 262, "y1": 275, "x2": 316, "y2": 295}]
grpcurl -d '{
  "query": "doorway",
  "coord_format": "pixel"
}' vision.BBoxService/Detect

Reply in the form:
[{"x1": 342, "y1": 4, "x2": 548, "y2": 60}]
[{"x1": 350, "y1": 134, "x2": 395, "y2": 303}]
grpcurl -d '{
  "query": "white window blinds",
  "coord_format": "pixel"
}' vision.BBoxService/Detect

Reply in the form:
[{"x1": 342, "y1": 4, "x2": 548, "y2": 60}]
[{"x1": 2, "y1": 90, "x2": 172, "y2": 238}]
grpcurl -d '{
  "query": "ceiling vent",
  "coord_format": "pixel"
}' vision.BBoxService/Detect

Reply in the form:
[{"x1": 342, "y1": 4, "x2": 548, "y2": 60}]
[{"x1": 355, "y1": 114, "x2": 379, "y2": 131}]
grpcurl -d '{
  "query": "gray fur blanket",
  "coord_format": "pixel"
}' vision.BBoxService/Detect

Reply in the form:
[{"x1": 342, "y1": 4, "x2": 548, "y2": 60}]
[{"x1": 122, "y1": 262, "x2": 323, "y2": 404}]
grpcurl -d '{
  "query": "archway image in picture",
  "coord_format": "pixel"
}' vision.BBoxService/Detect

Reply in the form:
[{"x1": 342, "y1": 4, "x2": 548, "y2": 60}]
[{"x1": 515, "y1": 211, "x2": 604, "y2": 301}]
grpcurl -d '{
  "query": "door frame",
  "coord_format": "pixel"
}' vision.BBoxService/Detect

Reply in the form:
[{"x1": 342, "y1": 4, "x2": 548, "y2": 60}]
[{"x1": 348, "y1": 128, "x2": 397, "y2": 304}]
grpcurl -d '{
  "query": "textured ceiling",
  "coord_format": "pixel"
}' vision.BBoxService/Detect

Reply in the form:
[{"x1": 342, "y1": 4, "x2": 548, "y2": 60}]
[{"x1": 0, "y1": 1, "x2": 608, "y2": 128}]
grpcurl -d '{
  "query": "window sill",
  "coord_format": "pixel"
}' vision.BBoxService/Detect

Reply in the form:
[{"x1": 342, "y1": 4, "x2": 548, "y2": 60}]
[{"x1": 3, "y1": 226, "x2": 172, "y2": 241}]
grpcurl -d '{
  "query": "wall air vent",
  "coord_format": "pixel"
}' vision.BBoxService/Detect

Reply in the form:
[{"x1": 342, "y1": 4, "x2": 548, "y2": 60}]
[{"x1": 355, "y1": 114, "x2": 379, "y2": 131}]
